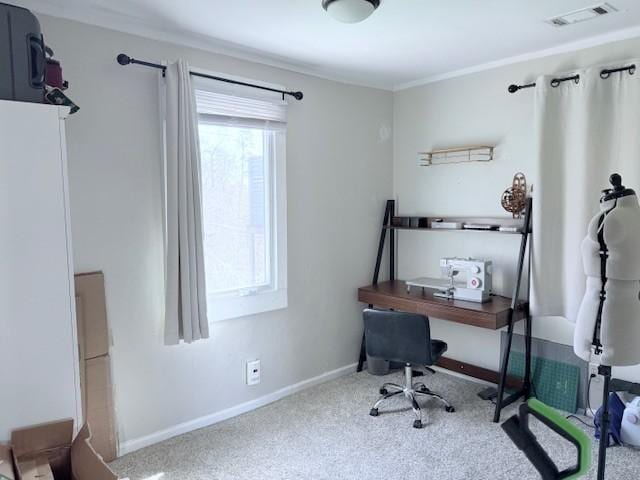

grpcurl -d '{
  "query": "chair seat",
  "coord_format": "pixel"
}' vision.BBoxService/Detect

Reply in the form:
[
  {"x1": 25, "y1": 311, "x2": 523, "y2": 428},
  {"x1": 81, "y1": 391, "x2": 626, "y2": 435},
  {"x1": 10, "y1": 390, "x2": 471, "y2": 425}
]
[{"x1": 429, "y1": 339, "x2": 447, "y2": 363}]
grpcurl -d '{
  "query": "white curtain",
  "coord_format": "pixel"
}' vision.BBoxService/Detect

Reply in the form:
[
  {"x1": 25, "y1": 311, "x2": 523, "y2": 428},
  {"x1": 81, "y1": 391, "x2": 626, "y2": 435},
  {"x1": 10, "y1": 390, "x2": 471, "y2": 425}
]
[
  {"x1": 163, "y1": 60, "x2": 209, "y2": 344},
  {"x1": 531, "y1": 60, "x2": 640, "y2": 321}
]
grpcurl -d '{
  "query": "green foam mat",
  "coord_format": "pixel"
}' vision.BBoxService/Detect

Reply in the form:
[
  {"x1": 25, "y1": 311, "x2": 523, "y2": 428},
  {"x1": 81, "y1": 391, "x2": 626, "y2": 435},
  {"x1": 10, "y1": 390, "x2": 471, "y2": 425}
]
[{"x1": 508, "y1": 351, "x2": 580, "y2": 413}]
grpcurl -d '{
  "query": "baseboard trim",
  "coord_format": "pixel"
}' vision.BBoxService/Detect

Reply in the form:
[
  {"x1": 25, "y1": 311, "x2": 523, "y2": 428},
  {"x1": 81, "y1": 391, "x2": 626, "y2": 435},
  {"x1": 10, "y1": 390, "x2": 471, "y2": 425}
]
[
  {"x1": 431, "y1": 364, "x2": 493, "y2": 386},
  {"x1": 118, "y1": 362, "x2": 358, "y2": 456},
  {"x1": 436, "y1": 356, "x2": 523, "y2": 389}
]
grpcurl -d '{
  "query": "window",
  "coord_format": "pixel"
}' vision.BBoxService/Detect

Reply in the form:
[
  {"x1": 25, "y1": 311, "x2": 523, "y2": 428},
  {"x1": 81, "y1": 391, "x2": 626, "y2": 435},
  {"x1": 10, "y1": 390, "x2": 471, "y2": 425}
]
[{"x1": 195, "y1": 77, "x2": 287, "y2": 321}]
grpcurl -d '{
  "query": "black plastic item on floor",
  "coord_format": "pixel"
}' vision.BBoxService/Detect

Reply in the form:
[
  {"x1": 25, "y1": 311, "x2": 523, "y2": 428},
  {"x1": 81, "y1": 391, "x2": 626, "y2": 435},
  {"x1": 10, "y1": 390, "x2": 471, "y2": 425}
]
[
  {"x1": 478, "y1": 386, "x2": 498, "y2": 401},
  {"x1": 366, "y1": 355, "x2": 419, "y2": 376},
  {"x1": 502, "y1": 399, "x2": 591, "y2": 479},
  {"x1": 366, "y1": 354, "x2": 390, "y2": 376},
  {"x1": 0, "y1": 2, "x2": 46, "y2": 103}
]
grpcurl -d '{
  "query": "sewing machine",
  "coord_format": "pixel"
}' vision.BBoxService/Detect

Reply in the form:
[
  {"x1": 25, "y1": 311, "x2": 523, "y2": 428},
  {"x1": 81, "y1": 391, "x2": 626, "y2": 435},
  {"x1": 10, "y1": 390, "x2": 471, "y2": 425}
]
[{"x1": 405, "y1": 257, "x2": 493, "y2": 303}]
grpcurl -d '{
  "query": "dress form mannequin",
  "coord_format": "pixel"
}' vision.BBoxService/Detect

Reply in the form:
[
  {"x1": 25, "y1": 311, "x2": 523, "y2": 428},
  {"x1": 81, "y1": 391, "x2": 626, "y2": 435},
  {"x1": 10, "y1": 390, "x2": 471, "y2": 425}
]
[
  {"x1": 575, "y1": 174, "x2": 640, "y2": 366},
  {"x1": 574, "y1": 174, "x2": 640, "y2": 480}
]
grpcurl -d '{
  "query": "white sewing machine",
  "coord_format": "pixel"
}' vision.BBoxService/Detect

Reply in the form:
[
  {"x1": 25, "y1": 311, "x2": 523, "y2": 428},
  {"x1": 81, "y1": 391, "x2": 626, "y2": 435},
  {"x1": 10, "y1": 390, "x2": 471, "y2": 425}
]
[{"x1": 405, "y1": 257, "x2": 493, "y2": 303}]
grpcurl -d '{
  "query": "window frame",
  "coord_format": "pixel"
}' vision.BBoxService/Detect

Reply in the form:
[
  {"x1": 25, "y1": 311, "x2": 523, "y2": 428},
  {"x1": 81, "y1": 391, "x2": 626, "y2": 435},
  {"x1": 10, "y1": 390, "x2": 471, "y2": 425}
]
[{"x1": 194, "y1": 75, "x2": 288, "y2": 323}]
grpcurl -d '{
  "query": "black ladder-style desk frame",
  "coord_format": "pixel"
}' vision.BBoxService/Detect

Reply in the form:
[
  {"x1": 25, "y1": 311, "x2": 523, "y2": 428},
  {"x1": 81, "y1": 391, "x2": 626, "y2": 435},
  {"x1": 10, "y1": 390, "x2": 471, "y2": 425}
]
[{"x1": 358, "y1": 198, "x2": 534, "y2": 423}]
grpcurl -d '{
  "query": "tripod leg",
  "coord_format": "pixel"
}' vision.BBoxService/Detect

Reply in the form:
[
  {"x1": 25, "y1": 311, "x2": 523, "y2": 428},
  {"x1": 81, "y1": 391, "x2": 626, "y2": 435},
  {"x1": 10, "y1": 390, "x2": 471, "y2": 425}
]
[{"x1": 597, "y1": 365, "x2": 611, "y2": 480}]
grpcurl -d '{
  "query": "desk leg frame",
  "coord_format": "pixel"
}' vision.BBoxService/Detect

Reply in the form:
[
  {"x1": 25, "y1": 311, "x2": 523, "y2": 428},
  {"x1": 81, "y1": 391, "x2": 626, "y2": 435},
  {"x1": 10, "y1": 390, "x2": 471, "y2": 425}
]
[
  {"x1": 493, "y1": 198, "x2": 533, "y2": 423},
  {"x1": 358, "y1": 200, "x2": 395, "y2": 372},
  {"x1": 357, "y1": 329, "x2": 367, "y2": 372}
]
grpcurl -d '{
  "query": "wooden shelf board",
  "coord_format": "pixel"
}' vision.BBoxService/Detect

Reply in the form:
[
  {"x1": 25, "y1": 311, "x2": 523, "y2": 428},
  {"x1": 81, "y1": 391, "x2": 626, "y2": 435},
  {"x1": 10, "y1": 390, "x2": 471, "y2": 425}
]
[
  {"x1": 385, "y1": 225, "x2": 522, "y2": 234},
  {"x1": 388, "y1": 215, "x2": 524, "y2": 233}
]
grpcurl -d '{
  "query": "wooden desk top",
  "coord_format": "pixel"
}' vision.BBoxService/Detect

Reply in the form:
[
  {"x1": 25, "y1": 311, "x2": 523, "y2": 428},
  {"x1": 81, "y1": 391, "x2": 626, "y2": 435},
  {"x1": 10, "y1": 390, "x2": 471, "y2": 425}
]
[{"x1": 357, "y1": 280, "x2": 527, "y2": 330}]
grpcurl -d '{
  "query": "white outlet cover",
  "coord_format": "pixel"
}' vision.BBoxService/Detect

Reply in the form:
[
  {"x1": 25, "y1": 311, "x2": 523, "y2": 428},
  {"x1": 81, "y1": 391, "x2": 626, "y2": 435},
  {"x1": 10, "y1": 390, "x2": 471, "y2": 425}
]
[{"x1": 246, "y1": 359, "x2": 261, "y2": 386}]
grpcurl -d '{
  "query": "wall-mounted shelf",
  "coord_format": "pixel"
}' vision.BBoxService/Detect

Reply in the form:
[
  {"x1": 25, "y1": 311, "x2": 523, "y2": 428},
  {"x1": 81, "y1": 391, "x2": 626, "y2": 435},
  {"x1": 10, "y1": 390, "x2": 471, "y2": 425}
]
[
  {"x1": 386, "y1": 215, "x2": 525, "y2": 234},
  {"x1": 384, "y1": 225, "x2": 522, "y2": 234},
  {"x1": 418, "y1": 145, "x2": 494, "y2": 166}
]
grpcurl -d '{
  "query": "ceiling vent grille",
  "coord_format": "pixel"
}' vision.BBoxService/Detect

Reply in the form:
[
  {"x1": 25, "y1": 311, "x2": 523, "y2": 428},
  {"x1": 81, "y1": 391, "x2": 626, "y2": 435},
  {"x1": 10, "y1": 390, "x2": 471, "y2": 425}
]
[{"x1": 547, "y1": 3, "x2": 618, "y2": 27}]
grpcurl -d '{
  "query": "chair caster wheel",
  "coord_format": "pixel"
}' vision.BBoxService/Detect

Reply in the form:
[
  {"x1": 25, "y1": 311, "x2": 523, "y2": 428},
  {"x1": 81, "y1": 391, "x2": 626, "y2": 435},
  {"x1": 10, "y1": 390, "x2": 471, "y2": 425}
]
[
  {"x1": 413, "y1": 420, "x2": 423, "y2": 429},
  {"x1": 379, "y1": 388, "x2": 388, "y2": 395},
  {"x1": 445, "y1": 406, "x2": 455, "y2": 413},
  {"x1": 418, "y1": 387, "x2": 430, "y2": 394},
  {"x1": 369, "y1": 408, "x2": 379, "y2": 417}
]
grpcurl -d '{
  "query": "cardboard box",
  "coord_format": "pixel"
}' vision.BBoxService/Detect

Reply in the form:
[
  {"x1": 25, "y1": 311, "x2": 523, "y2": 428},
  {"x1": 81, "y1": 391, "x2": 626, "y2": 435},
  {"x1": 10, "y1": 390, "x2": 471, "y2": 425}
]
[
  {"x1": 84, "y1": 357, "x2": 117, "y2": 462},
  {"x1": 74, "y1": 272, "x2": 110, "y2": 359},
  {"x1": 74, "y1": 272, "x2": 117, "y2": 462},
  {"x1": 15, "y1": 456, "x2": 53, "y2": 480},
  {"x1": 11, "y1": 420, "x2": 117, "y2": 480},
  {"x1": 0, "y1": 444, "x2": 15, "y2": 480}
]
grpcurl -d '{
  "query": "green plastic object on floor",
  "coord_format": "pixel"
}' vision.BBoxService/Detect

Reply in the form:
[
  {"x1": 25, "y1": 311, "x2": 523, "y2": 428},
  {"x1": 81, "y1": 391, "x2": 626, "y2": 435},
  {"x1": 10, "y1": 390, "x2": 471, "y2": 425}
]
[{"x1": 502, "y1": 398, "x2": 591, "y2": 479}]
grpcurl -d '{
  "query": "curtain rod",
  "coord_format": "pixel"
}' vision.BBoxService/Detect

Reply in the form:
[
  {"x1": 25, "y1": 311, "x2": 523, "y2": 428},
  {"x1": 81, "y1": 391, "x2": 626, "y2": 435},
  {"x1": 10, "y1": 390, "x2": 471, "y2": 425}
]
[
  {"x1": 116, "y1": 54, "x2": 304, "y2": 101},
  {"x1": 508, "y1": 63, "x2": 636, "y2": 94}
]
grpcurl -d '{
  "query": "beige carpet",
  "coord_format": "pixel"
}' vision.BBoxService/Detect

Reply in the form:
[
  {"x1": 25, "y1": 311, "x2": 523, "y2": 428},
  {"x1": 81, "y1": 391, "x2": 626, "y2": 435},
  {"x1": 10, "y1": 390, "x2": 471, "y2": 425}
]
[{"x1": 110, "y1": 370, "x2": 640, "y2": 479}]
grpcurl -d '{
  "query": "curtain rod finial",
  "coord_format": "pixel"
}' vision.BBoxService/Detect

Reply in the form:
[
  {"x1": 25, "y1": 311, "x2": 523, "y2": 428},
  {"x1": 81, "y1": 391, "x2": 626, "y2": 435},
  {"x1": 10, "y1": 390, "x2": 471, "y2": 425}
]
[
  {"x1": 117, "y1": 54, "x2": 131, "y2": 66},
  {"x1": 508, "y1": 84, "x2": 519, "y2": 94},
  {"x1": 293, "y1": 91, "x2": 304, "y2": 101}
]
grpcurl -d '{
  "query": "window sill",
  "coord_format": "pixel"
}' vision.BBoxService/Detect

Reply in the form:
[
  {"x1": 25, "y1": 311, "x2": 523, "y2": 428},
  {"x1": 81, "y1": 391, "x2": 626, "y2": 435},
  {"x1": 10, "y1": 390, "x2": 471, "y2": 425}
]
[{"x1": 207, "y1": 288, "x2": 288, "y2": 322}]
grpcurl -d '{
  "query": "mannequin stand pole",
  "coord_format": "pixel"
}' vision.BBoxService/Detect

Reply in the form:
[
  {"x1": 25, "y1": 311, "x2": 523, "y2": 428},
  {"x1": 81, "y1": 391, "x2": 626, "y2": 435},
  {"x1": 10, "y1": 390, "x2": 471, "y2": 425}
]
[
  {"x1": 596, "y1": 365, "x2": 611, "y2": 480},
  {"x1": 594, "y1": 368, "x2": 640, "y2": 480}
]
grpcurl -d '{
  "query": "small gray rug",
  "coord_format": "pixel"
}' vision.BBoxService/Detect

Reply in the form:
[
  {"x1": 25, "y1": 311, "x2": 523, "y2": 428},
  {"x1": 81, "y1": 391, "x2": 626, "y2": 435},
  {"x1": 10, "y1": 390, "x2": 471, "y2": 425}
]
[{"x1": 110, "y1": 370, "x2": 640, "y2": 479}]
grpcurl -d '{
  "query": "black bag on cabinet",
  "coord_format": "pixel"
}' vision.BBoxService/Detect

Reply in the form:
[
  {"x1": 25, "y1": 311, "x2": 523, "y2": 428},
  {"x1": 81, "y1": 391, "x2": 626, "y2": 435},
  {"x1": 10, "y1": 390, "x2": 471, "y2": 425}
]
[{"x1": 0, "y1": 2, "x2": 46, "y2": 103}]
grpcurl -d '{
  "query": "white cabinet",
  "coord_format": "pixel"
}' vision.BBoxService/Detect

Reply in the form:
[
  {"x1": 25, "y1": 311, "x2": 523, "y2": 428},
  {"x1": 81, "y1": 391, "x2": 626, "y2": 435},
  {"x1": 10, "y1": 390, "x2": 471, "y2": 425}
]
[{"x1": 0, "y1": 100, "x2": 81, "y2": 440}]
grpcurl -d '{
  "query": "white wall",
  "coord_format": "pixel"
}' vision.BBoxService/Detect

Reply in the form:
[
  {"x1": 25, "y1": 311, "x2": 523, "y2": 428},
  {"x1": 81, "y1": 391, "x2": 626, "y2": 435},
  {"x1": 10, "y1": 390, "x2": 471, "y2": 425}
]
[
  {"x1": 37, "y1": 15, "x2": 393, "y2": 448},
  {"x1": 32, "y1": 10, "x2": 640, "y2": 452},
  {"x1": 393, "y1": 36, "x2": 640, "y2": 383}
]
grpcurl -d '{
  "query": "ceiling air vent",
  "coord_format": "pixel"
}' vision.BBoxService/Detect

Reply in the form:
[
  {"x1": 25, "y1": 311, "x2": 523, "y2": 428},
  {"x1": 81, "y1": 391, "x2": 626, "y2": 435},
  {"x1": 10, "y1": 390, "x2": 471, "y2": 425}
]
[{"x1": 546, "y1": 3, "x2": 618, "y2": 27}]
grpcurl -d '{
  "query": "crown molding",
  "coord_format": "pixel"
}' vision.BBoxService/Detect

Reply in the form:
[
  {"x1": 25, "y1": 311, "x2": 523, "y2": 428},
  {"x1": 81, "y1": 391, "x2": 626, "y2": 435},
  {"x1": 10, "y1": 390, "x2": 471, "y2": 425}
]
[
  {"x1": 393, "y1": 23, "x2": 640, "y2": 91},
  {"x1": 17, "y1": 0, "x2": 392, "y2": 91},
  {"x1": 17, "y1": 0, "x2": 640, "y2": 94}
]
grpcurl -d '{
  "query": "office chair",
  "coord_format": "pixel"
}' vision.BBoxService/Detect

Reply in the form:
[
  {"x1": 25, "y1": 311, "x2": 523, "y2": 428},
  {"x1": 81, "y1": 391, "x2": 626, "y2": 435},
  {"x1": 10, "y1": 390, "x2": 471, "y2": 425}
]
[{"x1": 364, "y1": 308, "x2": 454, "y2": 429}]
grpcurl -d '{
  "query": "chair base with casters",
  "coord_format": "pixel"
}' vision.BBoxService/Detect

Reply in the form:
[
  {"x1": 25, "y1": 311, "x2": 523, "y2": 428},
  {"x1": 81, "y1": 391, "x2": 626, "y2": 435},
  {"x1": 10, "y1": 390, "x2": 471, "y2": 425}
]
[{"x1": 369, "y1": 364, "x2": 455, "y2": 428}]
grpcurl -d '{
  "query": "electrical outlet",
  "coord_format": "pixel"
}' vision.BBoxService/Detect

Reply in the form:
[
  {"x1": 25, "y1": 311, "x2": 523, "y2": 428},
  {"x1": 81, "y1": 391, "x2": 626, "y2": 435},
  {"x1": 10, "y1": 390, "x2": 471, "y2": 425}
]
[
  {"x1": 587, "y1": 362, "x2": 604, "y2": 416},
  {"x1": 246, "y1": 359, "x2": 261, "y2": 386}
]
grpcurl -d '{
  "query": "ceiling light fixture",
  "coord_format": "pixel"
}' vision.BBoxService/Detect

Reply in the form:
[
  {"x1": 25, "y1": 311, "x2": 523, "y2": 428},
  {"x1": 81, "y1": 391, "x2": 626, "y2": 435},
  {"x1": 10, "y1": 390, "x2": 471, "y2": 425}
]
[{"x1": 322, "y1": 0, "x2": 380, "y2": 24}]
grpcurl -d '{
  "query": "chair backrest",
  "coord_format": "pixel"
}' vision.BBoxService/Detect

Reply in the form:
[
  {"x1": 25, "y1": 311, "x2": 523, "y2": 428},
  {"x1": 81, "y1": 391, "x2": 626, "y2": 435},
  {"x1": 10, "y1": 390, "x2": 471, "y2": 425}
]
[{"x1": 363, "y1": 309, "x2": 435, "y2": 366}]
